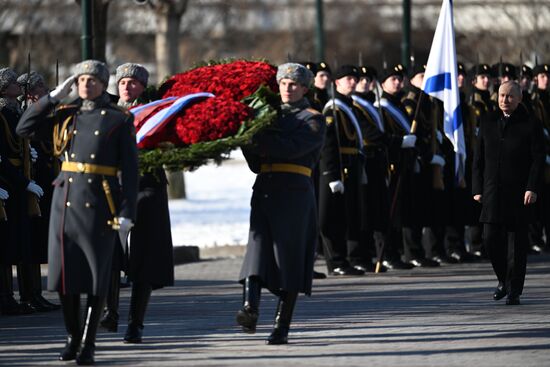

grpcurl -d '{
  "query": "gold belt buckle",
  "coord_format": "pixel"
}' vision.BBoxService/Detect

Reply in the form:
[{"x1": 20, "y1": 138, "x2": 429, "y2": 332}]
[{"x1": 77, "y1": 162, "x2": 86, "y2": 173}]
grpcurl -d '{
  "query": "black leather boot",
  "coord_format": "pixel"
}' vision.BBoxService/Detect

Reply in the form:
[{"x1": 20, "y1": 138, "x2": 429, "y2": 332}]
[
  {"x1": 58, "y1": 293, "x2": 81, "y2": 361},
  {"x1": 235, "y1": 276, "x2": 261, "y2": 334},
  {"x1": 30, "y1": 264, "x2": 60, "y2": 311},
  {"x1": 124, "y1": 283, "x2": 152, "y2": 343},
  {"x1": 267, "y1": 291, "x2": 298, "y2": 345},
  {"x1": 76, "y1": 295, "x2": 105, "y2": 365},
  {"x1": 0, "y1": 265, "x2": 33, "y2": 315},
  {"x1": 18, "y1": 264, "x2": 50, "y2": 312},
  {"x1": 100, "y1": 270, "x2": 120, "y2": 332}
]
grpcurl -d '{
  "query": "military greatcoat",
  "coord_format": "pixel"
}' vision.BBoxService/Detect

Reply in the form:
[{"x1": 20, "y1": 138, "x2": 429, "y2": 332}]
[
  {"x1": 17, "y1": 93, "x2": 138, "y2": 296},
  {"x1": 239, "y1": 100, "x2": 325, "y2": 296}
]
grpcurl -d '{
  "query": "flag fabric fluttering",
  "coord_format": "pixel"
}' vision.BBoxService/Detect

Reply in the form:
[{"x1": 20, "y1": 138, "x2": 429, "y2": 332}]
[{"x1": 421, "y1": 0, "x2": 466, "y2": 183}]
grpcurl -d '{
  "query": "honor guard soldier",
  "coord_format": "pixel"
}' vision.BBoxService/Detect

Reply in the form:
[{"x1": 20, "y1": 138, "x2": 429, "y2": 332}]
[
  {"x1": 444, "y1": 63, "x2": 480, "y2": 262},
  {"x1": 17, "y1": 59, "x2": 138, "y2": 365},
  {"x1": 375, "y1": 64, "x2": 418, "y2": 270},
  {"x1": 16, "y1": 71, "x2": 61, "y2": 312},
  {"x1": 99, "y1": 62, "x2": 174, "y2": 343},
  {"x1": 519, "y1": 65, "x2": 534, "y2": 113},
  {"x1": 467, "y1": 63, "x2": 497, "y2": 257},
  {"x1": 319, "y1": 65, "x2": 366, "y2": 276},
  {"x1": 314, "y1": 62, "x2": 332, "y2": 108},
  {"x1": 351, "y1": 65, "x2": 392, "y2": 272},
  {"x1": 237, "y1": 62, "x2": 325, "y2": 344},
  {"x1": 0, "y1": 68, "x2": 43, "y2": 316},
  {"x1": 400, "y1": 63, "x2": 442, "y2": 267},
  {"x1": 530, "y1": 63, "x2": 550, "y2": 253}
]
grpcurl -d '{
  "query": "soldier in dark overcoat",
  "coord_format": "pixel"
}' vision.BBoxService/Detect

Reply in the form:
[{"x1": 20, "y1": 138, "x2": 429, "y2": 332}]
[
  {"x1": 237, "y1": 63, "x2": 325, "y2": 345},
  {"x1": 16, "y1": 71, "x2": 60, "y2": 312},
  {"x1": 17, "y1": 60, "x2": 138, "y2": 365},
  {"x1": 473, "y1": 81, "x2": 544, "y2": 305},
  {"x1": 0, "y1": 68, "x2": 43, "y2": 316},
  {"x1": 99, "y1": 63, "x2": 174, "y2": 344}
]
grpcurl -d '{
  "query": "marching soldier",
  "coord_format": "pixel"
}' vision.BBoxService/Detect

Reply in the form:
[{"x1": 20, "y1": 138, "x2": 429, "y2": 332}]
[
  {"x1": 17, "y1": 60, "x2": 138, "y2": 365},
  {"x1": 530, "y1": 63, "x2": 550, "y2": 253},
  {"x1": 100, "y1": 63, "x2": 175, "y2": 344},
  {"x1": 0, "y1": 67, "x2": 43, "y2": 315},
  {"x1": 400, "y1": 63, "x2": 443, "y2": 267},
  {"x1": 237, "y1": 62, "x2": 325, "y2": 344},
  {"x1": 16, "y1": 71, "x2": 60, "y2": 312},
  {"x1": 318, "y1": 65, "x2": 365, "y2": 276}
]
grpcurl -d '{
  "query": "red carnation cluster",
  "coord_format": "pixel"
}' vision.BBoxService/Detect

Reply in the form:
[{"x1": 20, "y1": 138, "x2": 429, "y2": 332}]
[
  {"x1": 175, "y1": 97, "x2": 253, "y2": 144},
  {"x1": 139, "y1": 60, "x2": 277, "y2": 148}
]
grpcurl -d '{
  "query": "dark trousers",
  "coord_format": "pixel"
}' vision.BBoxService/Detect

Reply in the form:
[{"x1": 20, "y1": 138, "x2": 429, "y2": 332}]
[{"x1": 483, "y1": 223, "x2": 528, "y2": 297}]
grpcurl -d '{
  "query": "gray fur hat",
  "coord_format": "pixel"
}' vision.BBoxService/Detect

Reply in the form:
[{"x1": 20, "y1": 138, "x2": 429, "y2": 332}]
[
  {"x1": 276, "y1": 62, "x2": 314, "y2": 87},
  {"x1": 116, "y1": 63, "x2": 149, "y2": 87},
  {"x1": 74, "y1": 59, "x2": 110, "y2": 86},
  {"x1": 17, "y1": 71, "x2": 47, "y2": 91},
  {"x1": 0, "y1": 68, "x2": 18, "y2": 93}
]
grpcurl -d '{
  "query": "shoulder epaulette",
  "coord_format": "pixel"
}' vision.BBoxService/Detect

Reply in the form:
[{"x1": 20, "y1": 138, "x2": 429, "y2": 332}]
[
  {"x1": 306, "y1": 107, "x2": 321, "y2": 115},
  {"x1": 55, "y1": 104, "x2": 78, "y2": 112}
]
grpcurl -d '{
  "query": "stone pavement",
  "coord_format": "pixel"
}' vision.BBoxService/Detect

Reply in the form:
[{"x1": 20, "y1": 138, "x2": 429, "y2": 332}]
[{"x1": 1, "y1": 254, "x2": 549, "y2": 367}]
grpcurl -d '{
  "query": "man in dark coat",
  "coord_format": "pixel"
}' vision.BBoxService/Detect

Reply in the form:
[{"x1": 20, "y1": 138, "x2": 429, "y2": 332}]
[
  {"x1": 473, "y1": 81, "x2": 544, "y2": 306},
  {"x1": 237, "y1": 62, "x2": 325, "y2": 345},
  {"x1": 17, "y1": 59, "x2": 138, "y2": 364},
  {"x1": 100, "y1": 62, "x2": 174, "y2": 344}
]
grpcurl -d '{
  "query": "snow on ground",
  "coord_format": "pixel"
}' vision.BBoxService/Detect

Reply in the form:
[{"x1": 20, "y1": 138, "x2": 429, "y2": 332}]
[{"x1": 168, "y1": 149, "x2": 255, "y2": 248}]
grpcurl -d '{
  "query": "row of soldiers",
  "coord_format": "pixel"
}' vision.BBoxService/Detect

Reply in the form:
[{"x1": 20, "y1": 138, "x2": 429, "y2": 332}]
[{"x1": 297, "y1": 59, "x2": 550, "y2": 276}]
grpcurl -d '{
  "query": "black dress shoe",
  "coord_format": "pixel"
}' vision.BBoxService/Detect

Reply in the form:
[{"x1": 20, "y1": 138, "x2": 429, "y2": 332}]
[
  {"x1": 99, "y1": 310, "x2": 119, "y2": 332},
  {"x1": 493, "y1": 284, "x2": 507, "y2": 301},
  {"x1": 431, "y1": 255, "x2": 458, "y2": 264},
  {"x1": 266, "y1": 326, "x2": 289, "y2": 345},
  {"x1": 382, "y1": 260, "x2": 414, "y2": 270},
  {"x1": 409, "y1": 258, "x2": 440, "y2": 267},
  {"x1": 331, "y1": 266, "x2": 365, "y2": 276},
  {"x1": 235, "y1": 307, "x2": 258, "y2": 334},
  {"x1": 506, "y1": 296, "x2": 520, "y2": 305},
  {"x1": 76, "y1": 343, "x2": 95, "y2": 365},
  {"x1": 312, "y1": 270, "x2": 327, "y2": 279},
  {"x1": 34, "y1": 295, "x2": 61, "y2": 311},
  {"x1": 59, "y1": 336, "x2": 80, "y2": 361},
  {"x1": 123, "y1": 324, "x2": 144, "y2": 343}
]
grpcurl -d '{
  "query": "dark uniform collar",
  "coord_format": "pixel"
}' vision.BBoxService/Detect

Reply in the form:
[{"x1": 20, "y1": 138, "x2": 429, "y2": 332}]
[
  {"x1": 0, "y1": 97, "x2": 22, "y2": 116},
  {"x1": 334, "y1": 90, "x2": 353, "y2": 106},
  {"x1": 280, "y1": 98, "x2": 310, "y2": 115},
  {"x1": 381, "y1": 90, "x2": 402, "y2": 105}
]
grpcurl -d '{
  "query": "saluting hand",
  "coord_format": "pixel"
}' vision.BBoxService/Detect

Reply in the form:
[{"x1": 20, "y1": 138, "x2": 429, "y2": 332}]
[
  {"x1": 524, "y1": 191, "x2": 537, "y2": 205},
  {"x1": 49, "y1": 75, "x2": 76, "y2": 102}
]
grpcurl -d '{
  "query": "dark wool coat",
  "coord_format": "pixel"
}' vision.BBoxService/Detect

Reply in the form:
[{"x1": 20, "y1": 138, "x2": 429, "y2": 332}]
[
  {"x1": 17, "y1": 94, "x2": 138, "y2": 296},
  {"x1": 128, "y1": 169, "x2": 174, "y2": 288},
  {"x1": 239, "y1": 102, "x2": 325, "y2": 296},
  {"x1": 472, "y1": 104, "x2": 544, "y2": 225}
]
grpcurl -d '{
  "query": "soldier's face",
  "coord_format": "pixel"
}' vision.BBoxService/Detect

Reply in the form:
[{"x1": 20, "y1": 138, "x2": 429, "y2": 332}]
[
  {"x1": 457, "y1": 74, "x2": 465, "y2": 88},
  {"x1": 335, "y1": 76, "x2": 357, "y2": 96},
  {"x1": 536, "y1": 73, "x2": 549, "y2": 90},
  {"x1": 382, "y1": 75, "x2": 402, "y2": 95},
  {"x1": 315, "y1": 71, "x2": 331, "y2": 89},
  {"x1": 28, "y1": 85, "x2": 49, "y2": 102},
  {"x1": 118, "y1": 77, "x2": 145, "y2": 103},
  {"x1": 355, "y1": 77, "x2": 371, "y2": 93},
  {"x1": 3, "y1": 82, "x2": 21, "y2": 99},
  {"x1": 279, "y1": 78, "x2": 308, "y2": 103},
  {"x1": 498, "y1": 83, "x2": 521, "y2": 115},
  {"x1": 473, "y1": 75, "x2": 490, "y2": 90},
  {"x1": 77, "y1": 75, "x2": 105, "y2": 100}
]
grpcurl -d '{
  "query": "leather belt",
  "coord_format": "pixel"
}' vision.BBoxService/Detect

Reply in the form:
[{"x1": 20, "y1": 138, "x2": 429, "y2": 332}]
[
  {"x1": 339, "y1": 147, "x2": 359, "y2": 155},
  {"x1": 61, "y1": 161, "x2": 118, "y2": 176},
  {"x1": 260, "y1": 163, "x2": 312, "y2": 177}
]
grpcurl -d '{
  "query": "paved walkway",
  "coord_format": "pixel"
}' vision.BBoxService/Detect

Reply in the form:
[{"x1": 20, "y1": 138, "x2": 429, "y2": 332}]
[{"x1": 1, "y1": 254, "x2": 549, "y2": 366}]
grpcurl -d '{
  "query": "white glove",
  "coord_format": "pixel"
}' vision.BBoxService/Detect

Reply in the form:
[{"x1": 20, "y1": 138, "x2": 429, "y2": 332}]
[
  {"x1": 546, "y1": 155, "x2": 550, "y2": 165},
  {"x1": 0, "y1": 187, "x2": 8, "y2": 200},
  {"x1": 329, "y1": 180, "x2": 345, "y2": 194},
  {"x1": 30, "y1": 146, "x2": 38, "y2": 163},
  {"x1": 118, "y1": 217, "x2": 134, "y2": 233},
  {"x1": 436, "y1": 130, "x2": 443, "y2": 144},
  {"x1": 26, "y1": 181, "x2": 44, "y2": 198},
  {"x1": 401, "y1": 134, "x2": 417, "y2": 149},
  {"x1": 49, "y1": 76, "x2": 75, "y2": 102},
  {"x1": 430, "y1": 154, "x2": 446, "y2": 167}
]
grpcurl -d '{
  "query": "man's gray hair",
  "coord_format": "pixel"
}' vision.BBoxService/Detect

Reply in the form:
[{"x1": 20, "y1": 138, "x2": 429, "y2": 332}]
[{"x1": 499, "y1": 80, "x2": 521, "y2": 97}]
